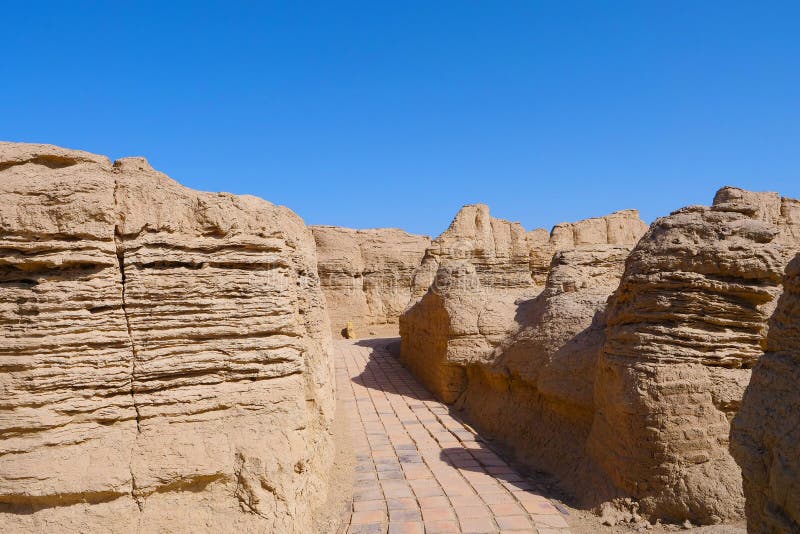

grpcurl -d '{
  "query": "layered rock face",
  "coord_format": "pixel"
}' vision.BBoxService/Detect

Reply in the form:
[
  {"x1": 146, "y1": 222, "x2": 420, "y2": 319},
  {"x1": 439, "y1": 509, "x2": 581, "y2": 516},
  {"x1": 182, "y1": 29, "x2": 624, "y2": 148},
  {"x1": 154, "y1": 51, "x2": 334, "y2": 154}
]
[
  {"x1": 460, "y1": 245, "x2": 632, "y2": 485},
  {"x1": 399, "y1": 187, "x2": 800, "y2": 526},
  {"x1": 527, "y1": 209, "x2": 648, "y2": 284},
  {"x1": 410, "y1": 204, "x2": 533, "y2": 299},
  {"x1": 731, "y1": 254, "x2": 800, "y2": 533},
  {"x1": 0, "y1": 143, "x2": 334, "y2": 532},
  {"x1": 400, "y1": 205, "x2": 646, "y2": 406},
  {"x1": 312, "y1": 226, "x2": 429, "y2": 338},
  {"x1": 587, "y1": 187, "x2": 800, "y2": 524},
  {"x1": 399, "y1": 261, "x2": 537, "y2": 403},
  {"x1": 400, "y1": 239, "x2": 634, "y2": 482},
  {"x1": 320, "y1": 205, "x2": 646, "y2": 340}
]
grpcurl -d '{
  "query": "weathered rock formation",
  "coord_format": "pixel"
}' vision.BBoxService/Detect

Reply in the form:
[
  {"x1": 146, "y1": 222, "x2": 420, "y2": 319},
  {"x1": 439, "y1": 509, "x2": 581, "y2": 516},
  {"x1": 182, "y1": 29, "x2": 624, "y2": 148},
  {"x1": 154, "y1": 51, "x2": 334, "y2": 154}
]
[
  {"x1": 312, "y1": 226, "x2": 429, "y2": 338},
  {"x1": 731, "y1": 254, "x2": 800, "y2": 533},
  {"x1": 400, "y1": 233, "x2": 636, "y2": 486},
  {"x1": 0, "y1": 143, "x2": 335, "y2": 532},
  {"x1": 587, "y1": 187, "x2": 800, "y2": 524},
  {"x1": 399, "y1": 187, "x2": 800, "y2": 526},
  {"x1": 460, "y1": 245, "x2": 632, "y2": 485},
  {"x1": 400, "y1": 261, "x2": 538, "y2": 403},
  {"x1": 410, "y1": 204, "x2": 533, "y2": 299},
  {"x1": 412, "y1": 205, "x2": 646, "y2": 295},
  {"x1": 400, "y1": 206, "x2": 647, "y2": 405},
  {"x1": 316, "y1": 205, "x2": 646, "y2": 340},
  {"x1": 527, "y1": 209, "x2": 648, "y2": 284},
  {"x1": 400, "y1": 243, "x2": 633, "y2": 495}
]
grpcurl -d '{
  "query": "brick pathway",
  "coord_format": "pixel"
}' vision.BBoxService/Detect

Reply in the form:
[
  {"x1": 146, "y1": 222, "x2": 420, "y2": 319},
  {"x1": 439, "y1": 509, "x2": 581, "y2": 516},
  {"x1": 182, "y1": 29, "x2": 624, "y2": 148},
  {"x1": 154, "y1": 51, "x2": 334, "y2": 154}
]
[{"x1": 336, "y1": 339, "x2": 572, "y2": 534}]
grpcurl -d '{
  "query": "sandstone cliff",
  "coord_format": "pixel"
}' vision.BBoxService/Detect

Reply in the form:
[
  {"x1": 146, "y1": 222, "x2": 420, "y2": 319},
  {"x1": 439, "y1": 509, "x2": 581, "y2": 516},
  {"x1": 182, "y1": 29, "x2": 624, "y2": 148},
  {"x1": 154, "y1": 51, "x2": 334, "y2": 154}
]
[
  {"x1": 460, "y1": 245, "x2": 632, "y2": 487},
  {"x1": 311, "y1": 226, "x2": 429, "y2": 338},
  {"x1": 400, "y1": 243, "x2": 632, "y2": 489},
  {"x1": 400, "y1": 261, "x2": 538, "y2": 403},
  {"x1": 731, "y1": 254, "x2": 800, "y2": 533},
  {"x1": 400, "y1": 206, "x2": 646, "y2": 405},
  {"x1": 398, "y1": 187, "x2": 800, "y2": 526},
  {"x1": 0, "y1": 143, "x2": 335, "y2": 533},
  {"x1": 318, "y1": 205, "x2": 646, "y2": 340},
  {"x1": 587, "y1": 187, "x2": 800, "y2": 524},
  {"x1": 528, "y1": 209, "x2": 647, "y2": 284},
  {"x1": 411, "y1": 204, "x2": 646, "y2": 295},
  {"x1": 410, "y1": 204, "x2": 533, "y2": 299}
]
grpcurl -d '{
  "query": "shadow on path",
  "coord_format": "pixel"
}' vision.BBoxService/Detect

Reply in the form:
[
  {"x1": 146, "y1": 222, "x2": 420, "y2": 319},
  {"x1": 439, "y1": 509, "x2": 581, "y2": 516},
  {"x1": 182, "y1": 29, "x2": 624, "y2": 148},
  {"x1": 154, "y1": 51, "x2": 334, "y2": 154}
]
[{"x1": 347, "y1": 337, "x2": 574, "y2": 523}]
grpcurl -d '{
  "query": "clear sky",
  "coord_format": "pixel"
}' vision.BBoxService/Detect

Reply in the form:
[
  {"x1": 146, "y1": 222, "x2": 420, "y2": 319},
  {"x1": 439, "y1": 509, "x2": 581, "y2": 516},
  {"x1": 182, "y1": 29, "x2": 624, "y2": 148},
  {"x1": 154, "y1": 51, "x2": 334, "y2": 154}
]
[{"x1": 3, "y1": 2, "x2": 798, "y2": 237}]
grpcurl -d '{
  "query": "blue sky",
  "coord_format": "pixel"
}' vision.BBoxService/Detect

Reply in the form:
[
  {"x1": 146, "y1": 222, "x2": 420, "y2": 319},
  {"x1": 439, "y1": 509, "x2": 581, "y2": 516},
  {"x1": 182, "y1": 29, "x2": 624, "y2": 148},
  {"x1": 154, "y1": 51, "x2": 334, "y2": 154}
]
[{"x1": 3, "y1": 1, "x2": 798, "y2": 236}]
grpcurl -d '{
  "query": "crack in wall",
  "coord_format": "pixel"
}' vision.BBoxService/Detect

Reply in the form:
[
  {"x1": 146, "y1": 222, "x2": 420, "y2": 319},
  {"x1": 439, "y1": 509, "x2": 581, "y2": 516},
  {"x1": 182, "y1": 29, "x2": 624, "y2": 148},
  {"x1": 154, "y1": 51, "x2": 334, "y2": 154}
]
[
  {"x1": 116, "y1": 236, "x2": 142, "y2": 434},
  {"x1": 113, "y1": 178, "x2": 144, "y2": 513}
]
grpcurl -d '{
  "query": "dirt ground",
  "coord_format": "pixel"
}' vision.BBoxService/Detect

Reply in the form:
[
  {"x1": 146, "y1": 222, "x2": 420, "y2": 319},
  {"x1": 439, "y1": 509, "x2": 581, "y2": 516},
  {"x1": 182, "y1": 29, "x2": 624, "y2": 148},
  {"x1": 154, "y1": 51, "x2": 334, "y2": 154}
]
[
  {"x1": 313, "y1": 396, "x2": 356, "y2": 534},
  {"x1": 553, "y1": 499, "x2": 745, "y2": 534},
  {"x1": 474, "y1": 433, "x2": 746, "y2": 534}
]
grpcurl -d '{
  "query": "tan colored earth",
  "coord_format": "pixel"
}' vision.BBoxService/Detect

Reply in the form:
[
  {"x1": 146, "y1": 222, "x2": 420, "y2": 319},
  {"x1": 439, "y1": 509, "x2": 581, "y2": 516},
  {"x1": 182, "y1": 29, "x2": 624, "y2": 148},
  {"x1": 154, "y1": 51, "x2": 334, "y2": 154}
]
[
  {"x1": 587, "y1": 187, "x2": 800, "y2": 524},
  {"x1": 312, "y1": 225, "x2": 430, "y2": 338},
  {"x1": 0, "y1": 143, "x2": 335, "y2": 533},
  {"x1": 398, "y1": 187, "x2": 800, "y2": 528},
  {"x1": 2, "y1": 141, "x2": 799, "y2": 533},
  {"x1": 731, "y1": 253, "x2": 800, "y2": 532}
]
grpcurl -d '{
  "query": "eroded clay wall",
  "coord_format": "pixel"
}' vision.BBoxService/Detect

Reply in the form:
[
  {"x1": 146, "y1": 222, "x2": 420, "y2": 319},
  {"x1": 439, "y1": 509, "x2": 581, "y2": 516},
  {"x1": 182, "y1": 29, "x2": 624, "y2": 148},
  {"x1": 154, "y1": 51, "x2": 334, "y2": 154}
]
[{"x1": 0, "y1": 143, "x2": 335, "y2": 533}]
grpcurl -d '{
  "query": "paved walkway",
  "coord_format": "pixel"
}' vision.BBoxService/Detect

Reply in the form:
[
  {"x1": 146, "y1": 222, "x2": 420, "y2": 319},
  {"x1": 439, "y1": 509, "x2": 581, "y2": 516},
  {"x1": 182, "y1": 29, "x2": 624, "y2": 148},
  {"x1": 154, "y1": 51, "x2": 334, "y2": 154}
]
[{"x1": 336, "y1": 339, "x2": 572, "y2": 534}]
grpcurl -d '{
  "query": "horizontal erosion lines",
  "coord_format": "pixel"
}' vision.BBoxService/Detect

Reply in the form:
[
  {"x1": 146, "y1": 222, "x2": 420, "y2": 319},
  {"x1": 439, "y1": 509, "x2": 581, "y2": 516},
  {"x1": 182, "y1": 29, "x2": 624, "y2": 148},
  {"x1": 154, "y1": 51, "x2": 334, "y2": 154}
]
[
  {"x1": 134, "y1": 260, "x2": 289, "y2": 272},
  {"x1": 133, "y1": 365, "x2": 303, "y2": 400},
  {"x1": 0, "y1": 245, "x2": 115, "y2": 261},
  {"x1": 0, "y1": 410, "x2": 133, "y2": 439},
  {"x1": 0, "y1": 154, "x2": 88, "y2": 172},
  {"x1": 0, "y1": 262, "x2": 114, "y2": 285},
  {"x1": 120, "y1": 328, "x2": 304, "y2": 346},
  {"x1": 120, "y1": 242, "x2": 289, "y2": 265},
  {"x1": 121, "y1": 317, "x2": 296, "y2": 334},
  {"x1": 607, "y1": 303, "x2": 770, "y2": 339},
  {"x1": 2, "y1": 310, "x2": 127, "y2": 326},
  {"x1": 134, "y1": 358, "x2": 300, "y2": 381},
  {"x1": 0, "y1": 232, "x2": 109, "y2": 244},
  {"x1": 1, "y1": 376, "x2": 132, "y2": 396},
  {"x1": 0, "y1": 338, "x2": 133, "y2": 357},
  {"x1": 607, "y1": 316, "x2": 766, "y2": 341},
  {"x1": 114, "y1": 223, "x2": 288, "y2": 245},
  {"x1": 144, "y1": 473, "x2": 226, "y2": 497},
  {"x1": 119, "y1": 298, "x2": 293, "y2": 312},
  {"x1": 607, "y1": 322, "x2": 764, "y2": 347},
  {"x1": 121, "y1": 241, "x2": 285, "y2": 255},
  {"x1": 624, "y1": 272, "x2": 780, "y2": 298},
  {"x1": 133, "y1": 359, "x2": 301, "y2": 384},
  {"x1": 603, "y1": 341, "x2": 761, "y2": 368},
  {"x1": 0, "y1": 489, "x2": 128, "y2": 512}
]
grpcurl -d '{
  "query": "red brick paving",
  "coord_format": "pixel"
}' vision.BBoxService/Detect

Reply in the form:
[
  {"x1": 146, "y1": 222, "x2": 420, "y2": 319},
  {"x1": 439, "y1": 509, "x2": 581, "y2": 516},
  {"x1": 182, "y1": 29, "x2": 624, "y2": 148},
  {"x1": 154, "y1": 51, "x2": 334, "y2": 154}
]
[{"x1": 337, "y1": 339, "x2": 572, "y2": 534}]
